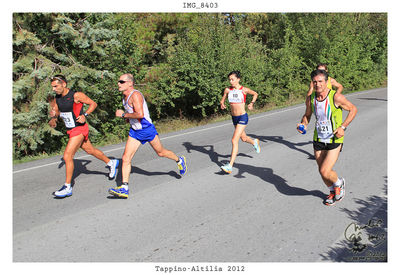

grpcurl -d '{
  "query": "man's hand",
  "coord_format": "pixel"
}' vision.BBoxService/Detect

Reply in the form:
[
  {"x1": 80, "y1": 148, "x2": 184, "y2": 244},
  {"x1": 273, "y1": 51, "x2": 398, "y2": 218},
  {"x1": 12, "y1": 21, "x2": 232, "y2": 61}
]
[{"x1": 49, "y1": 118, "x2": 57, "y2": 128}]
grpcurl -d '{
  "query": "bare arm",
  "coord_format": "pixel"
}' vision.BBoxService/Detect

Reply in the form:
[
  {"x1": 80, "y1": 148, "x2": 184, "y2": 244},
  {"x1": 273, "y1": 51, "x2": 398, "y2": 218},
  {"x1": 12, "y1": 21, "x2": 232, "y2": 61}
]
[
  {"x1": 297, "y1": 95, "x2": 313, "y2": 133},
  {"x1": 74, "y1": 92, "x2": 97, "y2": 124},
  {"x1": 220, "y1": 88, "x2": 229, "y2": 110},
  {"x1": 332, "y1": 93, "x2": 357, "y2": 138},
  {"x1": 116, "y1": 91, "x2": 144, "y2": 119},
  {"x1": 307, "y1": 80, "x2": 314, "y2": 97},
  {"x1": 244, "y1": 87, "x2": 258, "y2": 111},
  {"x1": 330, "y1": 78, "x2": 343, "y2": 94},
  {"x1": 48, "y1": 98, "x2": 59, "y2": 128}
]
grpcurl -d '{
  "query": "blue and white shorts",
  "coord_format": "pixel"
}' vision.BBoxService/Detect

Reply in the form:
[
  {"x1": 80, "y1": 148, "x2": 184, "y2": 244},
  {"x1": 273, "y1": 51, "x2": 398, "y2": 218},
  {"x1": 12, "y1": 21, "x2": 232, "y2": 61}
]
[
  {"x1": 231, "y1": 113, "x2": 249, "y2": 125},
  {"x1": 129, "y1": 124, "x2": 159, "y2": 144}
]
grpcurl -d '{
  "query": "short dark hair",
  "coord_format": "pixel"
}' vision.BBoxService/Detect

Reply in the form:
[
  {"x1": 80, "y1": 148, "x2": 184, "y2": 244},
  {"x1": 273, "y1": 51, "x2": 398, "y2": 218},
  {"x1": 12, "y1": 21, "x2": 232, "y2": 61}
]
[
  {"x1": 316, "y1": 63, "x2": 328, "y2": 71},
  {"x1": 51, "y1": 74, "x2": 67, "y2": 84},
  {"x1": 228, "y1": 71, "x2": 241, "y2": 79},
  {"x1": 311, "y1": 69, "x2": 328, "y2": 81}
]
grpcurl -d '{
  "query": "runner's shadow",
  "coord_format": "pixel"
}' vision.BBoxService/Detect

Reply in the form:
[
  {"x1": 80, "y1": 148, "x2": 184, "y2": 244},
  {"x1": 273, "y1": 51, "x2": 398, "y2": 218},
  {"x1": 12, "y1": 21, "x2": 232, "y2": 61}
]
[
  {"x1": 113, "y1": 163, "x2": 180, "y2": 185},
  {"x1": 182, "y1": 142, "x2": 252, "y2": 167},
  {"x1": 57, "y1": 158, "x2": 109, "y2": 188},
  {"x1": 248, "y1": 134, "x2": 314, "y2": 160},
  {"x1": 234, "y1": 162, "x2": 325, "y2": 199},
  {"x1": 131, "y1": 166, "x2": 180, "y2": 179}
]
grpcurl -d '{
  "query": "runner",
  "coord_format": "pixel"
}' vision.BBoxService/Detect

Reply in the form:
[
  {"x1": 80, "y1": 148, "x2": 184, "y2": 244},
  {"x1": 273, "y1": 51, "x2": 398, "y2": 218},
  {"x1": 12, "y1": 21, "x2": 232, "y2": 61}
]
[
  {"x1": 307, "y1": 63, "x2": 343, "y2": 97},
  {"x1": 219, "y1": 71, "x2": 260, "y2": 174},
  {"x1": 48, "y1": 74, "x2": 119, "y2": 198},
  {"x1": 108, "y1": 73, "x2": 187, "y2": 198},
  {"x1": 297, "y1": 69, "x2": 357, "y2": 206}
]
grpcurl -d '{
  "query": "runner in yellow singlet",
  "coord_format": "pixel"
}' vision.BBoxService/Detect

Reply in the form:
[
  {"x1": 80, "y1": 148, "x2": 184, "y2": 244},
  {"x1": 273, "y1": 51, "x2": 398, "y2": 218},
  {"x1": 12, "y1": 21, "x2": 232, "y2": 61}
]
[
  {"x1": 307, "y1": 63, "x2": 343, "y2": 97},
  {"x1": 297, "y1": 69, "x2": 357, "y2": 206}
]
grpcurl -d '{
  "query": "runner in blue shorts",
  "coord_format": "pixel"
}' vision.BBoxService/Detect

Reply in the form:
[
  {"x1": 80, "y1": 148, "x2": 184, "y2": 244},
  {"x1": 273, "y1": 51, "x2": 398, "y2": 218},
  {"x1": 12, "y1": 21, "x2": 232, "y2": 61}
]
[
  {"x1": 108, "y1": 73, "x2": 187, "y2": 198},
  {"x1": 219, "y1": 71, "x2": 260, "y2": 174}
]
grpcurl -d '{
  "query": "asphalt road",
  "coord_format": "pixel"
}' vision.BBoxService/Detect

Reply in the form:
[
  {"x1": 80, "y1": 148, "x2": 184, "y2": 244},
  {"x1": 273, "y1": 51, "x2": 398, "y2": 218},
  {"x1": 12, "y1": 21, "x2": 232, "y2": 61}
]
[{"x1": 13, "y1": 88, "x2": 387, "y2": 263}]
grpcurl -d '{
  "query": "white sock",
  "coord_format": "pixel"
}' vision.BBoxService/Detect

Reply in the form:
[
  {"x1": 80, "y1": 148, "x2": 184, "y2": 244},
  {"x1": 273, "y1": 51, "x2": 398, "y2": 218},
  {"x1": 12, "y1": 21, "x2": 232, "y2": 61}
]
[
  {"x1": 122, "y1": 183, "x2": 129, "y2": 190},
  {"x1": 107, "y1": 160, "x2": 113, "y2": 166},
  {"x1": 333, "y1": 177, "x2": 342, "y2": 187},
  {"x1": 65, "y1": 183, "x2": 72, "y2": 189},
  {"x1": 177, "y1": 158, "x2": 182, "y2": 165}
]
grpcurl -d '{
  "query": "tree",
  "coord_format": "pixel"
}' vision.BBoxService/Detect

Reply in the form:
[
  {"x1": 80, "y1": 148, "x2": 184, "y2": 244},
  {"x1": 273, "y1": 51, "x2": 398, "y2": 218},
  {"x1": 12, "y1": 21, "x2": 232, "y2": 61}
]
[{"x1": 13, "y1": 13, "x2": 119, "y2": 158}]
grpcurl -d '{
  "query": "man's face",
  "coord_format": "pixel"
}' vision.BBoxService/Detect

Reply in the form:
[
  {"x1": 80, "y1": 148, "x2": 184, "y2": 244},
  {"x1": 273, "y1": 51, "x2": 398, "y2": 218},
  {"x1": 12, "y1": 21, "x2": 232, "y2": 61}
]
[
  {"x1": 312, "y1": 74, "x2": 328, "y2": 93},
  {"x1": 118, "y1": 76, "x2": 132, "y2": 92},
  {"x1": 51, "y1": 80, "x2": 65, "y2": 95}
]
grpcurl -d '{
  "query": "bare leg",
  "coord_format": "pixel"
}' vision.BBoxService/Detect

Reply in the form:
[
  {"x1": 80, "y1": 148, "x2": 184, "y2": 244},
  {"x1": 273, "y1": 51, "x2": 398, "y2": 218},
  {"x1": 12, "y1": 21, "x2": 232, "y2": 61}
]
[
  {"x1": 121, "y1": 136, "x2": 142, "y2": 184},
  {"x1": 80, "y1": 138, "x2": 110, "y2": 164},
  {"x1": 240, "y1": 130, "x2": 255, "y2": 145},
  {"x1": 63, "y1": 134, "x2": 85, "y2": 184},
  {"x1": 149, "y1": 135, "x2": 179, "y2": 162},
  {"x1": 314, "y1": 146, "x2": 341, "y2": 188},
  {"x1": 229, "y1": 124, "x2": 247, "y2": 167}
]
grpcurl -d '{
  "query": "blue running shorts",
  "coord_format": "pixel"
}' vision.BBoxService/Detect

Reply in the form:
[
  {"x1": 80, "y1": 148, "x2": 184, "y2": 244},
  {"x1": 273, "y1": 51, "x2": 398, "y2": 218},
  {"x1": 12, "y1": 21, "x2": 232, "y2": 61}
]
[
  {"x1": 129, "y1": 124, "x2": 159, "y2": 144},
  {"x1": 231, "y1": 113, "x2": 249, "y2": 125}
]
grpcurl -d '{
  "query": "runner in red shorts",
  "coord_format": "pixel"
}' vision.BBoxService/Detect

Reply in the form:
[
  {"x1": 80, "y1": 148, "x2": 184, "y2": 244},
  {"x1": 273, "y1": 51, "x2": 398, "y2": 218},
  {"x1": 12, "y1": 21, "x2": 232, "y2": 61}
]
[{"x1": 48, "y1": 75, "x2": 119, "y2": 198}]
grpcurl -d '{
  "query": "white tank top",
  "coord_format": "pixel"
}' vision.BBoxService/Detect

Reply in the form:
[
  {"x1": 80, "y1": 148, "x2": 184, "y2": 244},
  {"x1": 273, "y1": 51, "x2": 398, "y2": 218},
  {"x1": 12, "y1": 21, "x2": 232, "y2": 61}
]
[
  {"x1": 228, "y1": 86, "x2": 246, "y2": 104},
  {"x1": 123, "y1": 90, "x2": 153, "y2": 130},
  {"x1": 314, "y1": 92, "x2": 334, "y2": 142}
]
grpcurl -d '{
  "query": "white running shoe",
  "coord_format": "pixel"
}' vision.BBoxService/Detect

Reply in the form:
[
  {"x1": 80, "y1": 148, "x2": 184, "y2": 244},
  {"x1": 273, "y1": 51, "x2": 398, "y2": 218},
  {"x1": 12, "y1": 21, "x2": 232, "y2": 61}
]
[
  {"x1": 108, "y1": 159, "x2": 119, "y2": 179},
  {"x1": 54, "y1": 184, "x2": 72, "y2": 198}
]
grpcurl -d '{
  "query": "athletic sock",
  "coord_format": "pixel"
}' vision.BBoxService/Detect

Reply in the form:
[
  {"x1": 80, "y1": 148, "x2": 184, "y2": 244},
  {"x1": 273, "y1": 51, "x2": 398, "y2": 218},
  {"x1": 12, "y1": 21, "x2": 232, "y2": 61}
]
[
  {"x1": 329, "y1": 185, "x2": 334, "y2": 192},
  {"x1": 177, "y1": 158, "x2": 182, "y2": 165},
  {"x1": 65, "y1": 183, "x2": 72, "y2": 189},
  {"x1": 333, "y1": 177, "x2": 342, "y2": 187},
  {"x1": 122, "y1": 183, "x2": 129, "y2": 190},
  {"x1": 107, "y1": 160, "x2": 113, "y2": 166}
]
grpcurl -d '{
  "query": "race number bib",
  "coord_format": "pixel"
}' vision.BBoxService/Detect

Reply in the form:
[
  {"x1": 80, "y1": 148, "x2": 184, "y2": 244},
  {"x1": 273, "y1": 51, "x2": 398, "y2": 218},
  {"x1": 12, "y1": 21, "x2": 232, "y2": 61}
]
[
  {"x1": 316, "y1": 120, "x2": 333, "y2": 139},
  {"x1": 228, "y1": 90, "x2": 244, "y2": 103},
  {"x1": 60, "y1": 112, "x2": 76, "y2": 128}
]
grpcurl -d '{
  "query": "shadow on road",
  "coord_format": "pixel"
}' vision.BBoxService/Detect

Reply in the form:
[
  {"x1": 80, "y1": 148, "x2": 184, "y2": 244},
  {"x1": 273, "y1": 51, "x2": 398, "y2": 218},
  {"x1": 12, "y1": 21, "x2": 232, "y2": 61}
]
[
  {"x1": 182, "y1": 142, "x2": 324, "y2": 199},
  {"x1": 357, "y1": 97, "x2": 387, "y2": 102},
  {"x1": 248, "y1": 134, "x2": 314, "y2": 160},
  {"x1": 182, "y1": 142, "x2": 252, "y2": 167},
  {"x1": 233, "y1": 162, "x2": 326, "y2": 199},
  {"x1": 57, "y1": 158, "x2": 109, "y2": 188},
  {"x1": 320, "y1": 177, "x2": 387, "y2": 262},
  {"x1": 57, "y1": 157, "x2": 180, "y2": 188}
]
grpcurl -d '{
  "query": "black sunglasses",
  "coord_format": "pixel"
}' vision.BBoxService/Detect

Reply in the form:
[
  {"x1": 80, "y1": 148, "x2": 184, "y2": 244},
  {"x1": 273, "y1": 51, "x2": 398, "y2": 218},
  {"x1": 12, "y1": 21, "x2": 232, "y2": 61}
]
[
  {"x1": 118, "y1": 80, "x2": 130, "y2": 84},
  {"x1": 51, "y1": 75, "x2": 67, "y2": 83}
]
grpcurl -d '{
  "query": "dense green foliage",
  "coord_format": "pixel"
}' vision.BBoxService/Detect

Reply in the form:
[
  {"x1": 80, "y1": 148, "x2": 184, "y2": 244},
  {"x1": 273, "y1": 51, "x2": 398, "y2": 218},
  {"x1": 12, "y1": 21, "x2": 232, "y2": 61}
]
[{"x1": 12, "y1": 13, "x2": 387, "y2": 159}]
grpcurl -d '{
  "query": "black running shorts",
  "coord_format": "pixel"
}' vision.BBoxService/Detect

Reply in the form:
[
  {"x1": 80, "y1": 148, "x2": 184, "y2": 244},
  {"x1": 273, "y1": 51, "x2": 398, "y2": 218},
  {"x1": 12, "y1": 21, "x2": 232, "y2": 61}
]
[{"x1": 313, "y1": 141, "x2": 343, "y2": 151}]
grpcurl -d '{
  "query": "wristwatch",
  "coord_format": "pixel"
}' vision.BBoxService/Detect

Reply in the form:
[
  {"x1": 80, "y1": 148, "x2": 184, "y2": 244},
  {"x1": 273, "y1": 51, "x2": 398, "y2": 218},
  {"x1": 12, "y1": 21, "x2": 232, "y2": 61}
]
[
  {"x1": 121, "y1": 112, "x2": 126, "y2": 118},
  {"x1": 84, "y1": 112, "x2": 89, "y2": 117},
  {"x1": 340, "y1": 125, "x2": 347, "y2": 131}
]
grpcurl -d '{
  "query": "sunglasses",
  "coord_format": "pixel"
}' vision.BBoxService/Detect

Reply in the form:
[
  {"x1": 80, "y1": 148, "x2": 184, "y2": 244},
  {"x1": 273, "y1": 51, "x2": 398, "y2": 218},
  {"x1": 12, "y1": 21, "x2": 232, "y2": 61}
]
[
  {"x1": 51, "y1": 76, "x2": 66, "y2": 83},
  {"x1": 118, "y1": 80, "x2": 130, "y2": 84}
]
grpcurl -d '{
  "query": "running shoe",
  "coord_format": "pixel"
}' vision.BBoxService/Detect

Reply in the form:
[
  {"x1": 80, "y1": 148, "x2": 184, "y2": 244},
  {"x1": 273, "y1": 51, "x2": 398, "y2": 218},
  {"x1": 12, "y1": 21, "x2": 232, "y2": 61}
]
[
  {"x1": 178, "y1": 156, "x2": 187, "y2": 176},
  {"x1": 53, "y1": 184, "x2": 72, "y2": 198},
  {"x1": 108, "y1": 159, "x2": 119, "y2": 179},
  {"x1": 108, "y1": 186, "x2": 129, "y2": 198},
  {"x1": 324, "y1": 191, "x2": 335, "y2": 206},
  {"x1": 253, "y1": 138, "x2": 261, "y2": 153},
  {"x1": 334, "y1": 178, "x2": 345, "y2": 201},
  {"x1": 221, "y1": 163, "x2": 232, "y2": 174}
]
